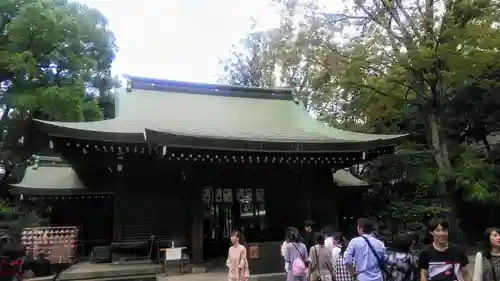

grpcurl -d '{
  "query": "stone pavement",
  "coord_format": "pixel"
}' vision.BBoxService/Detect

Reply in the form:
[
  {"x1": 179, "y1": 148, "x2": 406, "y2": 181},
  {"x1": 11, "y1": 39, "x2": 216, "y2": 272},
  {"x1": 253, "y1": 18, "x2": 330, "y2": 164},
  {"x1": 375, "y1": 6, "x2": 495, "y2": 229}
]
[
  {"x1": 157, "y1": 255, "x2": 478, "y2": 281},
  {"x1": 158, "y1": 272, "x2": 227, "y2": 281},
  {"x1": 158, "y1": 272, "x2": 285, "y2": 281}
]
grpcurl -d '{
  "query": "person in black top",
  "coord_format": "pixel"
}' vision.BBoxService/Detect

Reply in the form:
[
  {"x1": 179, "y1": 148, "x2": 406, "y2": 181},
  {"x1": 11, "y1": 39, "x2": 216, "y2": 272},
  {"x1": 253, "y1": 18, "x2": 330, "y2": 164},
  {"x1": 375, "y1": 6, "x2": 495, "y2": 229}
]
[
  {"x1": 303, "y1": 220, "x2": 315, "y2": 252},
  {"x1": 418, "y1": 218, "x2": 471, "y2": 281}
]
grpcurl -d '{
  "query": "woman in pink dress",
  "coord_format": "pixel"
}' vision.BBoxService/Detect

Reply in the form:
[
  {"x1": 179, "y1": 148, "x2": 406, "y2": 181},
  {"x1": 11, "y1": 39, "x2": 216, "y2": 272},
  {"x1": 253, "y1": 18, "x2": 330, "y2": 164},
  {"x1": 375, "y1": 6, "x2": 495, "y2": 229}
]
[{"x1": 227, "y1": 231, "x2": 249, "y2": 281}]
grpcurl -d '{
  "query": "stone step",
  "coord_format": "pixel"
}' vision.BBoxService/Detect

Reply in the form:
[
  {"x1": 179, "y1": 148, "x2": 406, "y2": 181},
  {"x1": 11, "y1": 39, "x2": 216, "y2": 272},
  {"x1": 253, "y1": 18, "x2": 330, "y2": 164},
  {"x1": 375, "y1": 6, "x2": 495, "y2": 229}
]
[{"x1": 62, "y1": 274, "x2": 156, "y2": 281}]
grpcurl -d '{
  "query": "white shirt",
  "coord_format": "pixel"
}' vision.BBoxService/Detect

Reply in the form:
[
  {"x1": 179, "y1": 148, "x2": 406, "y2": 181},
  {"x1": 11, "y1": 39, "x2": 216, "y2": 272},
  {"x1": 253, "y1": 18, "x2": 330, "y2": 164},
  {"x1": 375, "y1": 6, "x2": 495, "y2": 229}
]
[
  {"x1": 473, "y1": 251, "x2": 500, "y2": 281},
  {"x1": 473, "y1": 252, "x2": 482, "y2": 281},
  {"x1": 331, "y1": 245, "x2": 341, "y2": 269},
  {"x1": 325, "y1": 237, "x2": 334, "y2": 252},
  {"x1": 281, "y1": 241, "x2": 288, "y2": 257},
  {"x1": 325, "y1": 237, "x2": 341, "y2": 267}
]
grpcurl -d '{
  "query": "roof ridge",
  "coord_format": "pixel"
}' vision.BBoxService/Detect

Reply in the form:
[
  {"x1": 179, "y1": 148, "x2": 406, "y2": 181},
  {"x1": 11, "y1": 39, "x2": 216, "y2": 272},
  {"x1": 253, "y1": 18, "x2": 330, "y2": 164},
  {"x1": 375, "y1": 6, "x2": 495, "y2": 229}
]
[
  {"x1": 124, "y1": 75, "x2": 293, "y2": 93},
  {"x1": 124, "y1": 75, "x2": 294, "y2": 100},
  {"x1": 30, "y1": 155, "x2": 69, "y2": 169}
]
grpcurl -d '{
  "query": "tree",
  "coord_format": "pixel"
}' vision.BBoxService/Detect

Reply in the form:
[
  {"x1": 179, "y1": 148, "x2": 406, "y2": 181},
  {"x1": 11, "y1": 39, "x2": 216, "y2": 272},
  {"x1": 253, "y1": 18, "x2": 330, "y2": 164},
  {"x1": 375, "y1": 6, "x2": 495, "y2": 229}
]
[
  {"x1": 0, "y1": 0, "x2": 117, "y2": 165},
  {"x1": 265, "y1": 0, "x2": 500, "y2": 233},
  {"x1": 219, "y1": 31, "x2": 279, "y2": 88},
  {"x1": 0, "y1": 0, "x2": 117, "y2": 231},
  {"x1": 0, "y1": 199, "x2": 47, "y2": 234},
  {"x1": 219, "y1": 6, "x2": 346, "y2": 115},
  {"x1": 96, "y1": 75, "x2": 121, "y2": 120},
  {"x1": 338, "y1": 0, "x2": 500, "y2": 219},
  {"x1": 221, "y1": 0, "x2": 500, "y2": 237}
]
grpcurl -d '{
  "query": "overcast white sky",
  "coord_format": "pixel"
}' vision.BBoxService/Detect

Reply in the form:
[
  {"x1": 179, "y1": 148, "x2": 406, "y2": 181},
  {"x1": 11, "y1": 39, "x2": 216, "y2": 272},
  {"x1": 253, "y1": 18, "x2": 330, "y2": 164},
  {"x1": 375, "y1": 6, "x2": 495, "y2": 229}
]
[
  {"x1": 78, "y1": 0, "x2": 280, "y2": 83},
  {"x1": 79, "y1": 0, "x2": 342, "y2": 83}
]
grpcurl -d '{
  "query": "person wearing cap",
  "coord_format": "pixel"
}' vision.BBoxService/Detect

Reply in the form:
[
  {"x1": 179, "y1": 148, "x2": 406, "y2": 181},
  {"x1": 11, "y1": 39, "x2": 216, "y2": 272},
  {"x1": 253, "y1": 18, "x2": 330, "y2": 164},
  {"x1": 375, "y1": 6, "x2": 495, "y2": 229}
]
[{"x1": 304, "y1": 220, "x2": 315, "y2": 253}]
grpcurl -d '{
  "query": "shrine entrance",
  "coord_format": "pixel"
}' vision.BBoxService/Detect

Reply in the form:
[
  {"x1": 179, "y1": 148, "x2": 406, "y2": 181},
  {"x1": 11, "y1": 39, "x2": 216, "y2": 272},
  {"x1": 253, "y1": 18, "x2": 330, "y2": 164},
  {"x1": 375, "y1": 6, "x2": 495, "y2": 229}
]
[{"x1": 202, "y1": 186, "x2": 266, "y2": 259}]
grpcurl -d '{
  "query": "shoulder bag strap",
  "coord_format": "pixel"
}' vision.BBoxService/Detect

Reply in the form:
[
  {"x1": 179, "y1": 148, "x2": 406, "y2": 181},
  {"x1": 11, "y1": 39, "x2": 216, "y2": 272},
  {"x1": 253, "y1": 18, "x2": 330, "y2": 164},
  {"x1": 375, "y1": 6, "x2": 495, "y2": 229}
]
[
  {"x1": 313, "y1": 246, "x2": 320, "y2": 271},
  {"x1": 316, "y1": 245, "x2": 334, "y2": 276},
  {"x1": 292, "y1": 243, "x2": 306, "y2": 262},
  {"x1": 361, "y1": 236, "x2": 389, "y2": 275}
]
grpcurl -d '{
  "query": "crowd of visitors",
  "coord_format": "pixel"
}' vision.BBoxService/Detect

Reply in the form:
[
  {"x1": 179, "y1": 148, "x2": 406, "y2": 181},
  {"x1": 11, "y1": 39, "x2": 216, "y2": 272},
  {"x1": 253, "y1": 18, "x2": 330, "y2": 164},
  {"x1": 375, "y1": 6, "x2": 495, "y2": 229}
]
[
  {"x1": 251, "y1": 217, "x2": 500, "y2": 281},
  {"x1": 2, "y1": 216, "x2": 500, "y2": 281}
]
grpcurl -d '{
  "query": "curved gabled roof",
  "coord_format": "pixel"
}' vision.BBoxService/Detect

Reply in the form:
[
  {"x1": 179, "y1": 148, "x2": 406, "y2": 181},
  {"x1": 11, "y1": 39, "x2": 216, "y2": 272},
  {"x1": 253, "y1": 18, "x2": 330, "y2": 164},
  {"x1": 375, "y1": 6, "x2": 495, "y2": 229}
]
[
  {"x1": 333, "y1": 169, "x2": 369, "y2": 187},
  {"x1": 9, "y1": 156, "x2": 86, "y2": 195},
  {"x1": 34, "y1": 76, "x2": 407, "y2": 152}
]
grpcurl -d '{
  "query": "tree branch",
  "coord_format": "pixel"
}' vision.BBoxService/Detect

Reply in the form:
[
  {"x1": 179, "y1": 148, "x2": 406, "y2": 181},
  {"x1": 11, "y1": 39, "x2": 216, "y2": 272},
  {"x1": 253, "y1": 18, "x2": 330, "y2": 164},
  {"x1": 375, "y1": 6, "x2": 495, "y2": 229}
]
[
  {"x1": 394, "y1": 0, "x2": 422, "y2": 39},
  {"x1": 358, "y1": 5, "x2": 406, "y2": 45},
  {"x1": 379, "y1": 0, "x2": 416, "y2": 46},
  {"x1": 344, "y1": 81, "x2": 403, "y2": 100}
]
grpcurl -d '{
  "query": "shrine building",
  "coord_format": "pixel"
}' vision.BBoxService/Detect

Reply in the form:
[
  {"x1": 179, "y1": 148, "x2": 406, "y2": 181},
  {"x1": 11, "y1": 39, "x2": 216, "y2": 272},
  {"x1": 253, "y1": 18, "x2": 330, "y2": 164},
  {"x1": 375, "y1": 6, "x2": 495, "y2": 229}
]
[{"x1": 10, "y1": 76, "x2": 406, "y2": 265}]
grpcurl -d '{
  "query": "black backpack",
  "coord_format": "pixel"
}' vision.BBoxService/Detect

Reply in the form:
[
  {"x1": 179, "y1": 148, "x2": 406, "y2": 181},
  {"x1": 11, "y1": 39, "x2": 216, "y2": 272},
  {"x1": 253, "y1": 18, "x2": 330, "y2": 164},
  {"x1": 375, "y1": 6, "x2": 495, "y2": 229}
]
[{"x1": 0, "y1": 232, "x2": 26, "y2": 260}]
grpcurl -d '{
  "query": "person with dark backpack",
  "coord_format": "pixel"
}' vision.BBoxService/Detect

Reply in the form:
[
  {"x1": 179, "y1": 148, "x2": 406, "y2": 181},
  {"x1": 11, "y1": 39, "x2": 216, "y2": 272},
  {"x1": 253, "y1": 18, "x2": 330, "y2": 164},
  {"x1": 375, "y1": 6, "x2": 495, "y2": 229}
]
[{"x1": 388, "y1": 233, "x2": 419, "y2": 281}]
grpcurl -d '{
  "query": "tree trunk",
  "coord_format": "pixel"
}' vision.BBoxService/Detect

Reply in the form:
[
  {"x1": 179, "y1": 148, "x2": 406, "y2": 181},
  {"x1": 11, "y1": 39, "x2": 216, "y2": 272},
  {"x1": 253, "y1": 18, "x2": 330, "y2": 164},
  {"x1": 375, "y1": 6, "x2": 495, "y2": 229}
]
[
  {"x1": 429, "y1": 113, "x2": 453, "y2": 177},
  {"x1": 428, "y1": 112, "x2": 462, "y2": 242}
]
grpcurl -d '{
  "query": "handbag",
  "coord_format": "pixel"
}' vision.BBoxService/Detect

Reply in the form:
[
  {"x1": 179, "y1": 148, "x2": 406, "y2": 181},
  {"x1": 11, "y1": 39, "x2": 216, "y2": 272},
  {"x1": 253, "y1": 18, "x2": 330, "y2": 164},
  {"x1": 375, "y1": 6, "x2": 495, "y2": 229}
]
[
  {"x1": 292, "y1": 243, "x2": 310, "y2": 267},
  {"x1": 360, "y1": 236, "x2": 390, "y2": 280}
]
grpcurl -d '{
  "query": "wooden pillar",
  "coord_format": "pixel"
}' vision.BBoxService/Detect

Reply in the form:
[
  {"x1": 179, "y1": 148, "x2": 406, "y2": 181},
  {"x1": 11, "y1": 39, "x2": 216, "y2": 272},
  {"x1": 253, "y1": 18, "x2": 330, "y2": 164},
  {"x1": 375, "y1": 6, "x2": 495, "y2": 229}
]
[
  {"x1": 309, "y1": 167, "x2": 337, "y2": 229},
  {"x1": 112, "y1": 158, "x2": 125, "y2": 241},
  {"x1": 190, "y1": 184, "x2": 204, "y2": 265},
  {"x1": 301, "y1": 168, "x2": 312, "y2": 221},
  {"x1": 113, "y1": 194, "x2": 121, "y2": 241},
  {"x1": 305, "y1": 192, "x2": 312, "y2": 221}
]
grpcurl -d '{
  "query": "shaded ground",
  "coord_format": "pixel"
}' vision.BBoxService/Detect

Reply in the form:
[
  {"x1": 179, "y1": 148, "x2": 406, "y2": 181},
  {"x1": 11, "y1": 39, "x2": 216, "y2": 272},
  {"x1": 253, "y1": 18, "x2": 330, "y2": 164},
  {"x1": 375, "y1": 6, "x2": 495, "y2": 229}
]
[
  {"x1": 157, "y1": 272, "x2": 226, "y2": 281},
  {"x1": 157, "y1": 255, "x2": 477, "y2": 281}
]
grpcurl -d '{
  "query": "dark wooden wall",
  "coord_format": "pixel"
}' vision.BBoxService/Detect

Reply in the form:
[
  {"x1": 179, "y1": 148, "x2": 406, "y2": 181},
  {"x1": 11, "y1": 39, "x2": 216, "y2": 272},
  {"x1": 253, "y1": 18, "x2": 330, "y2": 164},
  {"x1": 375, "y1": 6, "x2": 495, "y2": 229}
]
[
  {"x1": 111, "y1": 163, "x2": 343, "y2": 244},
  {"x1": 31, "y1": 194, "x2": 114, "y2": 256},
  {"x1": 264, "y1": 167, "x2": 339, "y2": 240},
  {"x1": 113, "y1": 171, "x2": 191, "y2": 243},
  {"x1": 63, "y1": 150, "x2": 359, "y2": 259}
]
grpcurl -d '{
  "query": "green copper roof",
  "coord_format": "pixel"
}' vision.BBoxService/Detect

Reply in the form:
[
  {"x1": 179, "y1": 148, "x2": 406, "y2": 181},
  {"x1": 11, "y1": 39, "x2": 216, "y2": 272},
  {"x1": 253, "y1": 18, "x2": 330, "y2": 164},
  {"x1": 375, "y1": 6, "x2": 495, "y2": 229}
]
[
  {"x1": 9, "y1": 156, "x2": 86, "y2": 195},
  {"x1": 34, "y1": 77, "x2": 406, "y2": 152},
  {"x1": 333, "y1": 169, "x2": 369, "y2": 187}
]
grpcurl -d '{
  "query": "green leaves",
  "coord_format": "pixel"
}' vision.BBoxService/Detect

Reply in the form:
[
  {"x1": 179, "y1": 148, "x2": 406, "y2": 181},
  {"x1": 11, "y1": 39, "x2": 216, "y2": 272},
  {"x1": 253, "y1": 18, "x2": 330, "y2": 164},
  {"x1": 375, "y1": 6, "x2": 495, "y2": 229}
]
[
  {"x1": 7, "y1": 51, "x2": 37, "y2": 77},
  {"x1": 0, "y1": 199, "x2": 46, "y2": 234},
  {"x1": 219, "y1": 31, "x2": 279, "y2": 88},
  {"x1": 453, "y1": 147, "x2": 500, "y2": 202},
  {"x1": 0, "y1": 0, "x2": 117, "y2": 121},
  {"x1": 365, "y1": 143, "x2": 437, "y2": 185},
  {"x1": 222, "y1": 0, "x2": 500, "y2": 210},
  {"x1": 0, "y1": 0, "x2": 117, "y2": 177}
]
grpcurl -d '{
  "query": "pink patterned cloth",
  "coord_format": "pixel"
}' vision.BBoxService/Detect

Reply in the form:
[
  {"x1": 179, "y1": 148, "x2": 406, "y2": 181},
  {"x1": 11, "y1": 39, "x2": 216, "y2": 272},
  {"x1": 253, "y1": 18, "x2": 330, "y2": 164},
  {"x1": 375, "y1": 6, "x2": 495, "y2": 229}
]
[{"x1": 22, "y1": 227, "x2": 78, "y2": 264}]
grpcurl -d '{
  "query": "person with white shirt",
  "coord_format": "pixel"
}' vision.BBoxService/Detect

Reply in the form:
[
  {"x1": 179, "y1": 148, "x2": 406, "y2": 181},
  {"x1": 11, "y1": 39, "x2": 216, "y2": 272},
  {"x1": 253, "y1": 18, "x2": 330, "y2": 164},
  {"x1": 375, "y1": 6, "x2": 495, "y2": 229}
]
[
  {"x1": 323, "y1": 226, "x2": 335, "y2": 252},
  {"x1": 281, "y1": 227, "x2": 294, "y2": 273},
  {"x1": 332, "y1": 232, "x2": 353, "y2": 281}
]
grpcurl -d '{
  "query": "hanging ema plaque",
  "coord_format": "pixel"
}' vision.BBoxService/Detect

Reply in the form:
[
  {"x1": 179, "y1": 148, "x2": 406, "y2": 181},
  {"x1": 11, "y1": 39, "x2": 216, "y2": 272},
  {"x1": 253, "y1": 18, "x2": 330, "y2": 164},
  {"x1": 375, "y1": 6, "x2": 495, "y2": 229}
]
[{"x1": 249, "y1": 245, "x2": 259, "y2": 259}]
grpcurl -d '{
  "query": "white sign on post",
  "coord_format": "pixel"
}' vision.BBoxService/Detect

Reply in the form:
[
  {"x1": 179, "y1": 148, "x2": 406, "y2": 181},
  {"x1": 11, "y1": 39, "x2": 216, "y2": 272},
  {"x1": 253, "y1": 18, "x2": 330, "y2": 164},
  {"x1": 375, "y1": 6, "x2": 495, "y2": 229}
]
[{"x1": 165, "y1": 247, "x2": 184, "y2": 261}]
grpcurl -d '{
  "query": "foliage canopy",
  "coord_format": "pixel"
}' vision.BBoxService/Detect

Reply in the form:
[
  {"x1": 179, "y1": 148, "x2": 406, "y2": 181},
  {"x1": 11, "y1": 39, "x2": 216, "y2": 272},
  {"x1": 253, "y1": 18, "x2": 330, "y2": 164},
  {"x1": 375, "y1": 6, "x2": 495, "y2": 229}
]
[
  {"x1": 220, "y1": 0, "x2": 500, "y2": 235},
  {"x1": 0, "y1": 0, "x2": 118, "y2": 168}
]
